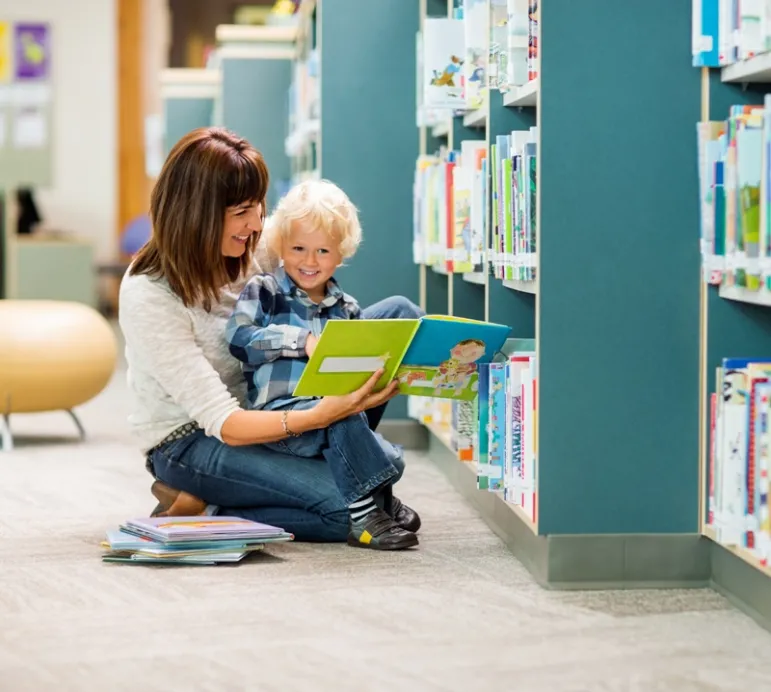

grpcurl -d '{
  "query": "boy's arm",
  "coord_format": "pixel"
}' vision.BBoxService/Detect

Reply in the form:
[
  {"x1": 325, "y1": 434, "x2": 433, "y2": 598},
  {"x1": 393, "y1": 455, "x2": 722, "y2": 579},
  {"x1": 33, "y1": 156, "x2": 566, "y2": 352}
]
[
  {"x1": 342, "y1": 293, "x2": 362, "y2": 320},
  {"x1": 226, "y1": 276, "x2": 310, "y2": 365}
]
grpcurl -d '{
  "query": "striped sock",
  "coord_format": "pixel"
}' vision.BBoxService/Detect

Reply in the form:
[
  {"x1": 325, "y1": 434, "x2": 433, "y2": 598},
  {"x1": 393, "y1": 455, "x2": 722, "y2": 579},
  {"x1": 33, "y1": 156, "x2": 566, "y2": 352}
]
[{"x1": 349, "y1": 495, "x2": 377, "y2": 522}]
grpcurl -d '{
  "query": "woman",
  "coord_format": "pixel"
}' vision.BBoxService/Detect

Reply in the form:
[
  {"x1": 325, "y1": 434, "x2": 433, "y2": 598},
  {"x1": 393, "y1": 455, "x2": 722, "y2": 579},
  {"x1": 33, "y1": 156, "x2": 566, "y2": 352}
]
[{"x1": 118, "y1": 127, "x2": 423, "y2": 550}]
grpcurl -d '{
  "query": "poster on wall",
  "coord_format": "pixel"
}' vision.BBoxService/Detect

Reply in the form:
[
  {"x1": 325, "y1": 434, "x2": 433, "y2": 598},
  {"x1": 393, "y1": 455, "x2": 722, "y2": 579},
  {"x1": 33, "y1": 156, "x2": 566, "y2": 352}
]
[
  {"x1": 0, "y1": 22, "x2": 10, "y2": 83},
  {"x1": 13, "y1": 22, "x2": 50, "y2": 81}
]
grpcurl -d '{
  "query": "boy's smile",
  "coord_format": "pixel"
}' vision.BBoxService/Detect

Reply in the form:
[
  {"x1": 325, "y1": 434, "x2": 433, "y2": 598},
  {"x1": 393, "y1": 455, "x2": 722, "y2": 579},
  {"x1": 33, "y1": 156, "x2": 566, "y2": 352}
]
[{"x1": 282, "y1": 219, "x2": 343, "y2": 302}]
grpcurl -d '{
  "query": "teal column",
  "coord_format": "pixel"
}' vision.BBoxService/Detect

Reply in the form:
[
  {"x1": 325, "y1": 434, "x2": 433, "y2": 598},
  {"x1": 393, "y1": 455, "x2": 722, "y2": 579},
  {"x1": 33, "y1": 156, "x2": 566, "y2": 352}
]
[
  {"x1": 220, "y1": 57, "x2": 292, "y2": 212},
  {"x1": 537, "y1": 0, "x2": 701, "y2": 534},
  {"x1": 319, "y1": 0, "x2": 421, "y2": 418},
  {"x1": 163, "y1": 98, "x2": 214, "y2": 156}
]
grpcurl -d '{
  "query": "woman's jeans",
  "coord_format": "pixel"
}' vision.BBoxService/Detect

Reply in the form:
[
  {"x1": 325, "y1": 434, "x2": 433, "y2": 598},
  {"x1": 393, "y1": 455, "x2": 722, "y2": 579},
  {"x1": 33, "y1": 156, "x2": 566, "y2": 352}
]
[{"x1": 147, "y1": 295, "x2": 424, "y2": 542}]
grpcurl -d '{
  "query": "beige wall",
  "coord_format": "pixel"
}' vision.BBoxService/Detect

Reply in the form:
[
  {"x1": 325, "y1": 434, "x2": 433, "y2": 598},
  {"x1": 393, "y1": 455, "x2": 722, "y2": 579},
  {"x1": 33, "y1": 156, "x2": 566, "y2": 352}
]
[{"x1": 0, "y1": 0, "x2": 117, "y2": 261}]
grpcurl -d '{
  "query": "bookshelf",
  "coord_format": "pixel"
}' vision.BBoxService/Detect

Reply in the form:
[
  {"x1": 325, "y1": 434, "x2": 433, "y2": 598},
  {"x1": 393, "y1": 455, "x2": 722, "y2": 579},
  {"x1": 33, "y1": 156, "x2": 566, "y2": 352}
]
[
  {"x1": 694, "y1": 17, "x2": 771, "y2": 623},
  {"x1": 409, "y1": 0, "x2": 724, "y2": 592}
]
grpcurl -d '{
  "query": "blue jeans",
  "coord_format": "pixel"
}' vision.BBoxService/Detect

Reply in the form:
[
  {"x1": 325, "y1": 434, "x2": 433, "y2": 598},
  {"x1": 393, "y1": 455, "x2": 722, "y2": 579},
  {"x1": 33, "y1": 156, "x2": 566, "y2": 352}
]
[
  {"x1": 266, "y1": 403, "x2": 404, "y2": 505},
  {"x1": 148, "y1": 295, "x2": 424, "y2": 542}
]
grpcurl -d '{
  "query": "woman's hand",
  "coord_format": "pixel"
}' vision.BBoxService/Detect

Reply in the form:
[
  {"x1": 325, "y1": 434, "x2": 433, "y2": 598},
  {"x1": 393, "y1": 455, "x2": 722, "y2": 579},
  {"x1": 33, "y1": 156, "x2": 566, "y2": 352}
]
[{"x1": 310, "y1": 369, "x2": 398, "y2": 426}]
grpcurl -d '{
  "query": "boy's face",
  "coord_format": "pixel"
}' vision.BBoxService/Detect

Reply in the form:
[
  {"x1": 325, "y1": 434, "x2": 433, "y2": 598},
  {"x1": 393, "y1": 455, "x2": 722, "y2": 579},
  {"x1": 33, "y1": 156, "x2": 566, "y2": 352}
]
[{"x1": 282, "y1": 219, "x2": 343, "y2": 300}]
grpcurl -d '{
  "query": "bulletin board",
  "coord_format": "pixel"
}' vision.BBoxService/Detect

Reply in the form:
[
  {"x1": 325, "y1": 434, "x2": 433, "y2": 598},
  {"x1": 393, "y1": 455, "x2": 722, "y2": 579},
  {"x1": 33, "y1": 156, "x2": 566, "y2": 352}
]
[
  {"x1": 0, "y1": 20, "x2": 53, "y2": 299},
  {"x1": 0, "y1": 20, "x2": 54, "y2": 188}
]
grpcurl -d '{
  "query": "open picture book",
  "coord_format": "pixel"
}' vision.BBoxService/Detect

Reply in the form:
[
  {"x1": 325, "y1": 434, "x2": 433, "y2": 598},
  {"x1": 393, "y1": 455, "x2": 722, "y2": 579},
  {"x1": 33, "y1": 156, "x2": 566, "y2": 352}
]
[{"x1": 292, "y1": 315, "x2": 511, "y2": 401}]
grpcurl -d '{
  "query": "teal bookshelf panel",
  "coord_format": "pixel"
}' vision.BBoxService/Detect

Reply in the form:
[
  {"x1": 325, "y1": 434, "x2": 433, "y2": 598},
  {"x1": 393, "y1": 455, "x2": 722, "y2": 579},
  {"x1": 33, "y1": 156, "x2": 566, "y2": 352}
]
[
  {"x1": 426, "y1": 268, "x2": 449, "y2": 316},
  {"x1": 451, "y1": 116, "x2": 485, "y2": 146},
  {"x1": 163, "y1": 97, "x2": 214, "y2": 157},
  {"x1": 707, "y1": 71, "x2": 766, "y2": 120},
  {"x1": 320, "y1": 0, "x2": 420, "y2": 418},
  {"x1": 488, "y1": 88, "x2": 535, "y2": 134},
  {"x1": 452, "y1": 274, "x2": 485, "y2": 320},
  {"x1": 320, "y1": 0, "x2": 419, "y2": 308},
  {"x1": 426, "y1": 0, "x2": 448, "y2": 17},
  {"x1": 426, "y1": 130, "x2": 448, "y2": 154},
  {"x1": 537, "y1": 0, "x2": 701, "y2": 535},
  {"x1": 488, "y1": 279, "x2": 535, "y2": 336},
  {"x1": 220, "y1": 57, "x2": 292, "y2": 211}
]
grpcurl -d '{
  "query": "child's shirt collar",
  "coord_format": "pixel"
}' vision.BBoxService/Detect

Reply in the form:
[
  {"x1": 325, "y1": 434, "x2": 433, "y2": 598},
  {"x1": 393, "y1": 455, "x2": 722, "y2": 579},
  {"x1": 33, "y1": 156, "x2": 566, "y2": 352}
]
[{"x1": 274, "y1": 265, "x2": 344, "y2": 308}]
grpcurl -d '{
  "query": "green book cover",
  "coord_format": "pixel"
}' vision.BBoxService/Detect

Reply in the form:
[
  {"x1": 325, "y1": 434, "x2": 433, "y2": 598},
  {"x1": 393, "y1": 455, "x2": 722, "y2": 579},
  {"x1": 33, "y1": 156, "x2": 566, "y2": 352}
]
[
  {"x1": 293, "y1": 319, "x2": 420, "y2": 397},
  {"x1": 292, "y1": 316, "x2": 512, "y2": 401}
]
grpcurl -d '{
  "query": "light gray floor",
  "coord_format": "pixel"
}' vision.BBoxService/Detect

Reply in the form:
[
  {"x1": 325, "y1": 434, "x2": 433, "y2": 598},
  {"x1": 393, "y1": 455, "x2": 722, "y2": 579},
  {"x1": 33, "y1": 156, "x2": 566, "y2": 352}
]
[{"x1": 3, "y1": 348, "x2": 771, "y2": 691}]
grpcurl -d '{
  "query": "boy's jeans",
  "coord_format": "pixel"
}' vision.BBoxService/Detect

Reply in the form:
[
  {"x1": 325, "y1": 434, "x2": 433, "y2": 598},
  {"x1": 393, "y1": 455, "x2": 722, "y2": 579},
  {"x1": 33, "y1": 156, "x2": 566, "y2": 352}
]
[{"x1": 265, "y1": 402, "x2": 404, "y2": 506}]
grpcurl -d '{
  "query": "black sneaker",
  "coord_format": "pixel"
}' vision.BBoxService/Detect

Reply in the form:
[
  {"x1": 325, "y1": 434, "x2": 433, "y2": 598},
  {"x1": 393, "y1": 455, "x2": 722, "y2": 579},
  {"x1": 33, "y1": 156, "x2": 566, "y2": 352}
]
[
  {"x1": 347, "y1": 507, "x2": 419, "y2": 550},
  {"x1": 390, "y1": 496, "x2": 421, "y2": 533}
]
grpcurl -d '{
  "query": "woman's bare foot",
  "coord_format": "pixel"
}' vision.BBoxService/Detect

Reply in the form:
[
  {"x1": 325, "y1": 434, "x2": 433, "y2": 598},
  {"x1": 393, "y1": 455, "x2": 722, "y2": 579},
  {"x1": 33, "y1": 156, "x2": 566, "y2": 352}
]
[{"x1": 150, "y1": 480, "x2": 207, "y2": 517}]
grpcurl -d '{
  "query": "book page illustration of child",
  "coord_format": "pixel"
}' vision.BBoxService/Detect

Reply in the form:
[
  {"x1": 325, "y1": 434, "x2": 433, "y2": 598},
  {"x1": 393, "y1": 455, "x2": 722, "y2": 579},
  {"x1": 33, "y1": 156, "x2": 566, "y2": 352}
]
[
  {"x1": 430, "y1": 55, "x2": 463, "y2": 87},
  {"x1": 433, "y1": 338, "x2": 486, "y2": 395}
]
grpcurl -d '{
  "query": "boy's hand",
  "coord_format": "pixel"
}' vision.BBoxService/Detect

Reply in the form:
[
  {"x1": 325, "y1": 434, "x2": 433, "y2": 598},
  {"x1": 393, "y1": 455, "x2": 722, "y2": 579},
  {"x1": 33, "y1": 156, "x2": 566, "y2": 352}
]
[{"x1": 305, "y1": 334, "x2": 319, "y2": 358}]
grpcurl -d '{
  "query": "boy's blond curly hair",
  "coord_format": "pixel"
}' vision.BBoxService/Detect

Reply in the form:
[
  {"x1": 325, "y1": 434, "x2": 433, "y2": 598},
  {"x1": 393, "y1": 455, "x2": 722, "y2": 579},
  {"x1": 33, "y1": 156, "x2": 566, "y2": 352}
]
[{"x1": 264, "y1": 179, "x2": 362, "y2": 260}]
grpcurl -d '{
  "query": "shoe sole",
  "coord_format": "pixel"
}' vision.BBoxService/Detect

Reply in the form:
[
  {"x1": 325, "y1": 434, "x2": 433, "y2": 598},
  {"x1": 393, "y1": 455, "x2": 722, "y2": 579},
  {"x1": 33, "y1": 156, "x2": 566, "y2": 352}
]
[{"x1": 346, "y1": 533, "x2": 419, "y2": 550}]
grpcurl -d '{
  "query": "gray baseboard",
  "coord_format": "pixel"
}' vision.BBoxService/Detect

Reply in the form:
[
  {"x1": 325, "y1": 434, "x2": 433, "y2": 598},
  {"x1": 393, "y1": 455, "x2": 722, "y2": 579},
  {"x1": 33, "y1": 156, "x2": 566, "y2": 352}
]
[
  {"x1": 428, "y1": 433, "x2": 710, "y2": 589},
  {"x1": 427, "y1": 430, "x2": 771, "y2": 630},
  {"x1": 711, "y1": 541, "x2": 771, "y2": 633},
  {"x1": 378, "y1": 419, "x2": 428, "y2": 450}
]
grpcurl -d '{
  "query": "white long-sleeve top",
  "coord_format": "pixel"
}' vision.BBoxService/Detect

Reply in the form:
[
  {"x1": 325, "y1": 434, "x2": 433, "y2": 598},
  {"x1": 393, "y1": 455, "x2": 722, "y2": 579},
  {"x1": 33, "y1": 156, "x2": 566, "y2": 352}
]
[{"x1": 118, "y1": 256, "x2": 272, "y2": 453}]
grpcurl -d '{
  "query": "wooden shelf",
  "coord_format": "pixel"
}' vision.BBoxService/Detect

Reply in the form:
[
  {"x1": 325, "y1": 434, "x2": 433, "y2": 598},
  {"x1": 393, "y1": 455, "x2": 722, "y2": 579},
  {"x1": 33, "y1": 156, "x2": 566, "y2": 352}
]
[
  {"x1": 721, "y1": 52, "x2": 771, "y2": 83},
  {"x1": 462, "y1": 271, "x2": 486, "y2": 285},
  {"x1": 502, "y1": 278, "x2": 537, "y2": 294},
  {"x1": 503, "y1": 79, "x2": 538, "y2": 108},
  {"x1": 462, "y1": 108, "x2": 486, "y2": 128},
  {"x1": 719, "y1": 284, "x2": 771, "y2": 307}
]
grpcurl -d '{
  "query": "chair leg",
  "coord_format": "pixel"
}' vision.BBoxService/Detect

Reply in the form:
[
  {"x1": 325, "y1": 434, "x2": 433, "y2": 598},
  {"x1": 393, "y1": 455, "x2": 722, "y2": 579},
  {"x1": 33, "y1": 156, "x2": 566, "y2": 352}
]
[
  {"x1": 0, "y1": 414, "x2": 13, "y2": 452},
  {"x1": 66, "y1": 409, "x2": 86, "y2": 441}
]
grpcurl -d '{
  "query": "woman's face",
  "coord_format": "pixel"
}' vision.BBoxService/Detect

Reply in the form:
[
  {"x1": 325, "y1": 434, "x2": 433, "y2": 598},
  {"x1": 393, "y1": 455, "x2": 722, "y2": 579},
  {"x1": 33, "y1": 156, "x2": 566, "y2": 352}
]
[{"x1": 221, "y1": 200, "x2": 263, "y2": 257}]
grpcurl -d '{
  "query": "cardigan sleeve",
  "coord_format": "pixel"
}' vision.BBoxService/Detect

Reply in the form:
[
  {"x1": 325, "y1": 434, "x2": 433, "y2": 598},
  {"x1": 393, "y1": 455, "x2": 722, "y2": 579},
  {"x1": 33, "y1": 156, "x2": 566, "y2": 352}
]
[{"x1": 118, "y1": 274, "x2": 242, "y2": 441}]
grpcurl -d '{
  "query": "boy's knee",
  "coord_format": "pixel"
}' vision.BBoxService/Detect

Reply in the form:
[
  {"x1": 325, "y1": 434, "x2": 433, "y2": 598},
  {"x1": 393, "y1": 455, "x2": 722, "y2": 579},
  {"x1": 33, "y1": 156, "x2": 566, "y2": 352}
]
[{"x1": 387, "y1": 295, "x2": 424, "y2": 319}]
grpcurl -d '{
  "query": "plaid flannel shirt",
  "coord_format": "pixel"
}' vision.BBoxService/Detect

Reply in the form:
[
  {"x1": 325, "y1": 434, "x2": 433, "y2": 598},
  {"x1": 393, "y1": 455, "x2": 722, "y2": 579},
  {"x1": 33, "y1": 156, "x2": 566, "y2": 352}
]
[{"x1": 226, "y1": 266, "x2": 360, "y2": 410}]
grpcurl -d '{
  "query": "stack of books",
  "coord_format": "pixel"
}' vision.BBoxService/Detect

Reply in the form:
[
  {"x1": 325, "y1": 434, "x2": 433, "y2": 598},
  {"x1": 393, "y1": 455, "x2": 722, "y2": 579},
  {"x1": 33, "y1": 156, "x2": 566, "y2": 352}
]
[{"x1": 101, "y1": 515, "x2": 294, "y2": 565}]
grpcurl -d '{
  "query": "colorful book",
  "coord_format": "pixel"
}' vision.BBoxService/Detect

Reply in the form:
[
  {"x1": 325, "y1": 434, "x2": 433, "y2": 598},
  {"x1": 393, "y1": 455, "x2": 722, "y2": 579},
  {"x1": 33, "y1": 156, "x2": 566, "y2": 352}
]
[
  {"x1": 292, "y1": 316, "x2": 512, "y2": 401},
  {"x1": 120, "y1": 516, "x2": 292, "y2": 544}
]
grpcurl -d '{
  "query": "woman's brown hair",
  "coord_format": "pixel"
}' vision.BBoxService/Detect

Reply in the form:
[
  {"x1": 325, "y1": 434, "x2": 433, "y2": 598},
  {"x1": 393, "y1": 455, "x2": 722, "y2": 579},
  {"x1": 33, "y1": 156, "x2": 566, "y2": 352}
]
[{"x1": 130, "y1": 127, "x2": 269, "y2": 310}]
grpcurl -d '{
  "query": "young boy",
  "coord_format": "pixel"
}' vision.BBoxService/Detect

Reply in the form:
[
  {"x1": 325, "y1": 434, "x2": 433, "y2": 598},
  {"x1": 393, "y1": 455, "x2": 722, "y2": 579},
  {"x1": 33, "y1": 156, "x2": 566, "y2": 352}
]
[{"x1": 225, "y1": 179, "x2": 419, "y2": 551}]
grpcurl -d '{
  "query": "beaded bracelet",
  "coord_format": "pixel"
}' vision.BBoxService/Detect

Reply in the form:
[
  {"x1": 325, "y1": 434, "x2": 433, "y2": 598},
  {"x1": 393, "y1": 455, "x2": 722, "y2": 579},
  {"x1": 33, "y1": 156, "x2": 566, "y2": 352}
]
[{"x1": 281, "y1": 409, "x2": 302, "y2": 437}]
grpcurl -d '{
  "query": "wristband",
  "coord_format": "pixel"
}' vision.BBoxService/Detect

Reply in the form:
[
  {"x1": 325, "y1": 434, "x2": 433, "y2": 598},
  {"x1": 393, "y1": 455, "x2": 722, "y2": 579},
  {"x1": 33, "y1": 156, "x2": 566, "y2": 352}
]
[{"x1": 281, "y1": 410, "x2": 302, "y2": 437}]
